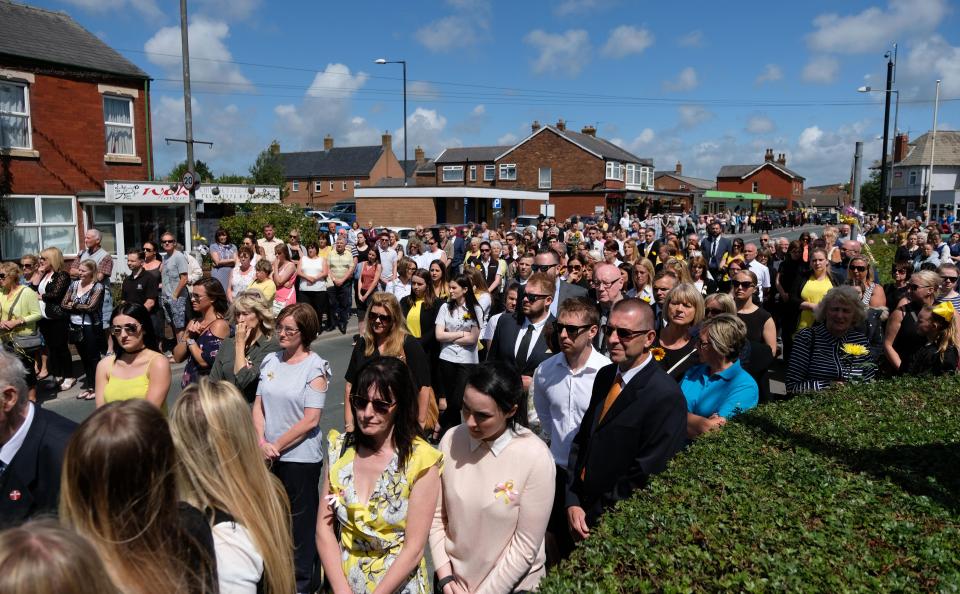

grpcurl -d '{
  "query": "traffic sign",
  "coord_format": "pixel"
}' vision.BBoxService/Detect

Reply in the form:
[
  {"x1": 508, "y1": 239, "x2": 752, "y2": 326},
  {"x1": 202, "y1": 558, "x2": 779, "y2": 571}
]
[
  {"x1": 181, "y1": 171, "x2": 198, "y2": 191},
  {"x1": 493, "y1": 198, "x2": 502, "y2": 209}
]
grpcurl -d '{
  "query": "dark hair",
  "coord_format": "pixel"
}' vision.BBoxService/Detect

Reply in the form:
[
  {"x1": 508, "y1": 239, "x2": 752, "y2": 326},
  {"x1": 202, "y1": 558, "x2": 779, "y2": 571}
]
[
  {"x1": 465, "y1": 361, "x2": 528, "y2": 429},
  {"x1": 505, "y1": 281, "x2": 522, "y2": 295},
  {"x1": 126, "y1": 247, "x2": 145, "y2": 260},
  {"x1": 350, "y1": 358, "x2": 420, "y2": 470},
  {"x1": 192, "y1": 277, "x2": 228, "y2": 316},
  {"x1": 143, "y1": 240, "x2": 158, "y2": 254},
  {"x1": 110, "y1": 302, "x2": 159, "y2": 351},
  {"x1": 535, "y1": 248, "x2": 560, "y2": 265},
  {"x1": 238, "y1": 245, "x2": 254, "y2": 259},
  {"x1": 618, "y1": 262, "x2": 635, "y2": 292},
  {"x1": 366, "y1": 248, "x2": 381, "y2": 263},
  {"x1": 277, "y1": 302, "x2": 320, "y2": 348},
  {"x1": 215, "y1": 228, "x2": 229, "y2": 242},
  {"x1": 411, "y1": 268, "x2": 436, "y2": 310},
  {"x1": 306, "y1": 241, "x2": 320, "y2": 253},
  {"x1": 429, "y1": 258, "x2": 447, "y2": 281},
  {"x1": 447, "y1": 273, "x2": 482, "y2": 316}
]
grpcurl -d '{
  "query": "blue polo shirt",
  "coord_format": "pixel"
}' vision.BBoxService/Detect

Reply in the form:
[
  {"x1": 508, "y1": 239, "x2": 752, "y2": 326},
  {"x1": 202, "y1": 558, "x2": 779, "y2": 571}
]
[{"x1": 680, "y1": 360, "x2": 758, "y2": 419}]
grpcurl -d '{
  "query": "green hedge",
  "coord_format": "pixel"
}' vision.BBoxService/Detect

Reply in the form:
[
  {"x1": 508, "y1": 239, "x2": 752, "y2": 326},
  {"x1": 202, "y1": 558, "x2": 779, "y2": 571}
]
[{"x1": 540, "y1": 376, "x2": 960, "y2": 592}]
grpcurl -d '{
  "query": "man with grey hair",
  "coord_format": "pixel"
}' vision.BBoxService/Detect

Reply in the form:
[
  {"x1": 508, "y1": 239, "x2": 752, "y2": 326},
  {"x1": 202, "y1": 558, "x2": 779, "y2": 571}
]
[
  {"x1": 743, "y1": 242, "x2": 771, "y2": 302},
  {"x1": 70, "y1": 228, "x2": 114, "y2": 336},
  {"x1": 0, "y1": 349, "x2": 76, "y2": 527}
]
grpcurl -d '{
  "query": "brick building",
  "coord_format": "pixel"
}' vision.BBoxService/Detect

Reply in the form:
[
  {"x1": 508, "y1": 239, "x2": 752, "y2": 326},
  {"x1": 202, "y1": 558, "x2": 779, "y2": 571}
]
[
  {"x1": 655, "y1": 162, "x2": 714, "y2": 212},
  {"x1": 279, "y1": 133, "x2": 404, "y2": 208},
  {"x1": 1, "y1": 0, "x2": 152, "y2": 260},
  {"x1": 716, "y1": 148, "x2": 805, "y2": 211}
]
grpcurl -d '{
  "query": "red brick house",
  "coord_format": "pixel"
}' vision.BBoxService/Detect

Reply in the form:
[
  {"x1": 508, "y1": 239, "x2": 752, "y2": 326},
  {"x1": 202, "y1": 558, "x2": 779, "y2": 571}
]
[
  {"x1": 1, "y1": 0, "x2": 152, "y2": 260},
  {"x1": 716, "y1": 149, "x2": 805, "y2": 210},
  {"x1": 655, "y1": 162, "x2": 714, "y2": 211}
]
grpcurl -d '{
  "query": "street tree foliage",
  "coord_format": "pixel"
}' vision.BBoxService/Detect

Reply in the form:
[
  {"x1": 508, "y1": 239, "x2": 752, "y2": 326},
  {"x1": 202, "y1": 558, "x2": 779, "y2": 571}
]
[
  {"x1": 219, "y1": 203, "x2": 318, "y2": 247},
  {"x1": 249, "y1": 140, "x2": 287, "y2": 198},
  {"x1": 166, "y1": 159, "x2": 215, "y2": 183},
  {"x1": 860, "y1": 169, "x2": 882, "y2": 214}
]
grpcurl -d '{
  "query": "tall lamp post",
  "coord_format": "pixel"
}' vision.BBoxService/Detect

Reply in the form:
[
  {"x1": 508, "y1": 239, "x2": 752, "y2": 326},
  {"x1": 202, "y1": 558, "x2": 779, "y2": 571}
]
[
  {"x1": 857, "y1": 85, "x2": 899, "y2": 211},
  {"x1": 925, "y1": 79, "x2": 942, "y2": 224},
  {"x1": 375, "y1": 58, "x2": 407, "y2": 187}
]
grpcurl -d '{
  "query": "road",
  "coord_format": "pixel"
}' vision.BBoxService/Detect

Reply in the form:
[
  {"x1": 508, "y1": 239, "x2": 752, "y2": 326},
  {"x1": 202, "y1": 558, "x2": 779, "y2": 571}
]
[{"x1": 38, "y1": 223, "x2": 824, "y2": 427}]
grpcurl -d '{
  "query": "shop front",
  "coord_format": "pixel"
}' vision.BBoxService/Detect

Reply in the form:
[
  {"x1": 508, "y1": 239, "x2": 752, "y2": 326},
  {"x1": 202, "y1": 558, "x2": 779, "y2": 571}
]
[{"x1": 698, "y1": 190, "x2": 770, "y2": 214}]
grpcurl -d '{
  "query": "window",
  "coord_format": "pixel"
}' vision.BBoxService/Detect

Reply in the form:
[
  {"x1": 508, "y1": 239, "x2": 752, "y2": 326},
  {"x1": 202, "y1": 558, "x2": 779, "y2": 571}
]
[
  {"x1": 329, "y1": 181, "x2": 334, "y2": 191},
  {"x1": 292, "y1": 180, "x2": 300, "y2": 192},
  {"x1": 314, "y1": 181, "x2": 322, "y2": 192},
  {"x1": 103, "y1": 96, "x2": 135, "y2": 155},
  {"x1": 354, "y1": 180, "x2": 361, "y2": 189},
  {"x1": 626, "y1": 164, "x2": 643, "y2": 186},
  {"x1": 605, "y1": 161, "x2": 623, "y2": 181},
  {"x1": 1, "y1": 196, "x2": 77, "y2": 256},
  {"x1": 499, "y1": 164, "x2": 517, "y2": 181},
  {"x1": 539, "y1": 167, "x2": 552, "y2": 189},
  {"x1": 0, "y1": 81, "x2": 31, "y2": 149},
  {"x1": 469, "y1": 165, "x2": 477, "y2": 181},
  {"x1": 442, "y1": 166, "x2": 464, "y2": 182},
  {"x1": 909, "y1": 170, "x2": 918, "y2": 186},
  {"x1": 752, "y1": 181, "x2": 759, "y2": 193},
  {"x1": 341, "y1": 181, "x2": 347, "y2": 191},
  {"x1": 484, "y1": 165, "x2": 495, "y2": 181},
  {"x1": 641, "y1": 167, "x2": 653, "y2": 189}
]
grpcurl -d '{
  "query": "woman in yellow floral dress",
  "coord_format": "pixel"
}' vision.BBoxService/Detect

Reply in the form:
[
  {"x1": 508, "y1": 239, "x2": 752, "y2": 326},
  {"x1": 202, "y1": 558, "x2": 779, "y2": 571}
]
[{"x1": 318, "y1": 357, "x2": 442, "y2": 594}]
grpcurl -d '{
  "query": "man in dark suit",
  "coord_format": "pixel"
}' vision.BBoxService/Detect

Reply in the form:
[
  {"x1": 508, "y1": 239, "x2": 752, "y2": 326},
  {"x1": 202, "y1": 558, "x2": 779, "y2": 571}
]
[
  {"x1": 489, "y1": 272, "x2": 556, "y2": 393},
  {"x1": 638, "y1": 227, "x2": 661, "y2": 265},
  {"x1": 530, "y1": 249, "x2": 588, "y2": 318},
  {"x1": 566, "y1": 298, "x2": 687, "y2": 536},
  {"x1": 0, "y1": 349, "x2": 77, "y2": 528},
  {"x1": 702, "y1": 221, "x2": 733, "y2": 279},
  {"x1": 447, "y1": 225, "x2": 467, "y2": 276}
]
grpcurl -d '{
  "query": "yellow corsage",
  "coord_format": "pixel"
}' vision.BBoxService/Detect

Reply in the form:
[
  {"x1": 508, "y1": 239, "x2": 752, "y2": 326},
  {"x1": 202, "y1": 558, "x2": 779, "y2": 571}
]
[
  {"x1": 463, "y1": 312, "x2": 472, "y2": 321},
  {"x1": 840, "y1": 343, "x2": 869, "y2": 357},
  {"x1": 650, "y1": 347, "x2": 666, "y2": 361}
]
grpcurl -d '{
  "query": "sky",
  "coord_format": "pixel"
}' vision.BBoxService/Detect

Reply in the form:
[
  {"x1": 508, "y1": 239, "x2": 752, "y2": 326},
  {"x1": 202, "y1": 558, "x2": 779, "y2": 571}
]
[{"x1": 30, "y1": 0, "x2": 960, "y2": 186}]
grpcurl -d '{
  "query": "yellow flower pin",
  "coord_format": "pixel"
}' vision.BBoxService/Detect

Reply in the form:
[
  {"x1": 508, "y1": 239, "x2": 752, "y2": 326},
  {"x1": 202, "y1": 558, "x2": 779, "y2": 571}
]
[
  {"x1": 650, "y1": 347, "x2": 666, "y2": 361},
  {"x1": 463, "y1": 312, "x2": 472, "y2": 320},
  {"x1": 841, "y1": 343, "x2": 869, "y2": 357}
]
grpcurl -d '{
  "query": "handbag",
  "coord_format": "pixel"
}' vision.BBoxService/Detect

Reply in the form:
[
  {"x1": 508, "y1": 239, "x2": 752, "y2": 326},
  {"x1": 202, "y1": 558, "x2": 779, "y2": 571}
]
[{"x1": 2, "y1": 287, "x2": 43, "y2": 351}]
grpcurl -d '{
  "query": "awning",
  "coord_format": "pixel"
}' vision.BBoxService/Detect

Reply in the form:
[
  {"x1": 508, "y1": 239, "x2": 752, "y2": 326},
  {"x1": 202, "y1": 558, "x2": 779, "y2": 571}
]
[{"x1": 703, "y1": 190, "x2": 770, "y2": 201}]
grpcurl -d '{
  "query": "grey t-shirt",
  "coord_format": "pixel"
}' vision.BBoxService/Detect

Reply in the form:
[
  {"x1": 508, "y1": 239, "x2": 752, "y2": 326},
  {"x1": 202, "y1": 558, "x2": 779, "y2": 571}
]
[
  {"x1": 161, "y1": 250, "x2": 188, "y2": 296},
  {"x1": 258, "y1": 351, "x2": 331, "y2": 463}
]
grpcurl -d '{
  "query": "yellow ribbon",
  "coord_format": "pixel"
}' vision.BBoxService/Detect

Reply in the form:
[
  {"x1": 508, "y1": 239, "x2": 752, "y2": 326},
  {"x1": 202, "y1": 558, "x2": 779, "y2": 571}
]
[
  {"x1": 493, "y1": 481, "x2": 517, "y2": 504},
  {"x1": 932, "y1": 300, "x2": 955, "y2": 322}
]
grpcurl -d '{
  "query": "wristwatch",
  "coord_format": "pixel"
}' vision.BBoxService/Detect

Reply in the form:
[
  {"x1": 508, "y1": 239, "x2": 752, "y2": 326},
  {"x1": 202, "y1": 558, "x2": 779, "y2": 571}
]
[{"x1": 187, "y1": 339, "x2": 197, "y2": 347}]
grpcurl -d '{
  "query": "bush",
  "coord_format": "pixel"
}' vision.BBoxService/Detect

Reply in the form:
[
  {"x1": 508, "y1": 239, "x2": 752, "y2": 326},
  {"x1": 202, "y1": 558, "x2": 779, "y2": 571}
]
[
  {"x1": 866, "y1": 239, "x2": 896, "y2": 285},
  {"x1": 540, "y1": 376, "x2": 960, "y2": 592},
  {"x1": 219, "y1": 204, "x2": 319, "y2": 246}
]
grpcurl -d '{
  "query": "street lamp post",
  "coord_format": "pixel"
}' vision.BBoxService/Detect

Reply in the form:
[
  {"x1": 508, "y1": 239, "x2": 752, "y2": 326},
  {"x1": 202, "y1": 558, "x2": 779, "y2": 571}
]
[
  {"x1": 925, "y1": 79, "x2": 942, "y2": 224},
  {"x1": 858, "y1": 85, "x2": 899, "y2": 211},
  {"x1": 375, "y1": 58, "x2": 407, "y2": 187}
]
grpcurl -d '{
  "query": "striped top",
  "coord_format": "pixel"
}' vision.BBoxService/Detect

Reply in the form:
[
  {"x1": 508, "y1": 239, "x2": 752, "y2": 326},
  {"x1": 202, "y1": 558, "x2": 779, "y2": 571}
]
[{"x1": 786, "y1": 323, "x2": 875, "y2": 393}]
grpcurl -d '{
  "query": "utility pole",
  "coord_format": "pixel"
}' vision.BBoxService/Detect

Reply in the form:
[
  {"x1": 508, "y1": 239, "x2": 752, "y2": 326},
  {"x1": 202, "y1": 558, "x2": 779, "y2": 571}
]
[
  {"x1": 879, "y1": 52, "x2": 894, "y2": 216},
  {"x1": 852, "y1": 141, "x2": 863, "y2": 213},
  {"x1": 180, "y1": 0, "x2": 198, "y2": 245},
  {"x1": 925, "y1": 79, "x2": 942, "y2": 224}
]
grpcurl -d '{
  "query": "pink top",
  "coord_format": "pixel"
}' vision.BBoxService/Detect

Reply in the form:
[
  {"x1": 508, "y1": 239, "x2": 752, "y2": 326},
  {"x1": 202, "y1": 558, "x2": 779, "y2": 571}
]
[{"x1": 429, "y1": 425, "x2": 555, "y2": 594}]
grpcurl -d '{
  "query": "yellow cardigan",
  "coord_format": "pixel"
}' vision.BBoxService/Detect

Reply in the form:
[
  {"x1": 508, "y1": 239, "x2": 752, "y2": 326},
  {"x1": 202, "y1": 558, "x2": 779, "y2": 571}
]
[{"x1": 0, "y1": 286, "x2": 42, "y2": 337}]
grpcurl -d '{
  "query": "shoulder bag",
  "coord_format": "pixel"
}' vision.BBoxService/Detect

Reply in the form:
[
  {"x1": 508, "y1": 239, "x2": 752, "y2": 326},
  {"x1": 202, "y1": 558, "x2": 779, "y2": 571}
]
[{"x1": 2, "y1": 287, "x2": 43, "y2": 351}]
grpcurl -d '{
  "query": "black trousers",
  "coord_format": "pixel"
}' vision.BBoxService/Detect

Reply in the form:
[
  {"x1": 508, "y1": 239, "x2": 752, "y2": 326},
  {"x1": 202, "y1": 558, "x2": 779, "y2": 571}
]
[
  {"x1": 547, "y1": 465, "x2": 575, "y2": 560},
  {"x1": 39, "y1": 318, "x2": 72, "y2": 378},
  {"x1": 75, "y1": 324, "x2": 105, "y2": 389},
  {"x1": 329, "y1": 281, "x2": 353, "y2": 329},
  {"x1": 300, "y1": 291, "x2": 331, "y2": 330},
  {"x1": 437, "y1": 359, "x2": 473, "y2": 434},
  {"x1": 272, "y1": 460, "x2": 322, "y2": 594}
]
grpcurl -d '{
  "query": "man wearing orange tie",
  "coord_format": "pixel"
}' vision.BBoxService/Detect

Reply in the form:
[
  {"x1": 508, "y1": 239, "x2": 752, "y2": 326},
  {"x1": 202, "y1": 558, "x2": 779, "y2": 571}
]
[{"x1": 564, "y1": 298, "x2": 687, "y2": 539}]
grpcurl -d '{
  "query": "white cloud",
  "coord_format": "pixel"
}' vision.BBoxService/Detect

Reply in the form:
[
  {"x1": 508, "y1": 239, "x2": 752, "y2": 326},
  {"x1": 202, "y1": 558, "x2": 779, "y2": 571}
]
[
  {"x1": 678, "y1": 30, "x2": 704, "y2": 47},
  {"x1": 899, "y1": 35, "x2": 960, "y2": 98},
  {"x1": 745, "y1": 115, "x2": 776, "y2": 134},
  {"x1": 678, "y1": 105, "x2": 712, "y2": 128},
  {"x1": 144, "y1": 17, "x2": 252, "y2": 92},
  {"x1": 498, "y1": 133, "x2": 519, "y2": 145},
  {"x1": 611, "y1": 128, "x2": 656, "y2": 155},
  {"x1": 554, "y1": 0, "x2": 616, "y2": 16},
  {"x1": 524, "y1": 29, "x2": 591, "y2": 77},
  {"x1": 454, "y1": 104, "x2": 488, "y2": 134},
  {"x1": 408, "y1": 81, "x2": 441, "y2": 101},
  {"x1": 601, "y1": 25, "x2": 654, "y2": 58},
  {"x1": 194, "y1": 0, "x2": 261, "y2": 21},
  {"x1": 394, "y1": 107, "x2": 462, "y2": 160},
  {"x1": 802, "y1": 56, "x2": 839, "y2": 84},
  {"x1": 663, "y1": 67, "x2": 698, "y2": 92},
  {"x1": 755, "y1": 64, "x2": 783, "y2": 85},
  {"x1": 415, "y1": 16, "x2": 481, "y2": 52},
  {"x1": 807, "y1": 0, "x2": 948, "y2": 54},
  {"x1": 58, "y1": 0, "x2": 162, "y2": 19}
]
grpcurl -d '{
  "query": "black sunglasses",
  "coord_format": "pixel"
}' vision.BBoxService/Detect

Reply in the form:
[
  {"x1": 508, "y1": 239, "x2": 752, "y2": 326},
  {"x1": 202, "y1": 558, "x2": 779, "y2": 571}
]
[
  {"x1": 849, "y1": 266, "x2": 867, "y2": 272},
  {"x1": 369, "y1": 312, "x2": 392, "y2": 324},
  {"x1": 554, "y1": 322, "x2": 593, "y2": 337},
  {"x1": 350, "y1": 395, "x2": 395, "y2": 415},
  {"x1": 732, "y1": 281, "x2": 754, "y2": 289},
  {"x1": 523, "y1": 292, "x2": 550, "y2": 302},
  {"x1": 602, "y1": 325, "x2": 650, "y2": 341},
  {"x1": 704, "y1": 307, "x2": 725, "y2": 316},
  {"x1": 531, "y1": 263, "x2": 556, "y2": 273},
  {"x1": 943, "y1": 276, "x2": 959, "y2": 283}
]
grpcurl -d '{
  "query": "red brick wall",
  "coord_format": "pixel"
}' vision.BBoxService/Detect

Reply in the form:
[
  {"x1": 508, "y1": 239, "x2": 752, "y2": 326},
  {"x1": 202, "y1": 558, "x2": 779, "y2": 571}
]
[
  {"x1": 286, "y1": 178, "x2": 365, "y2": 208},
  {"x1": 717, "y1": 164, "x2": 804, "y2": 207},
  {"x1": 496, "y1": 129, "x2": 605, "y2": 191},
  {"x1": 4, "y1": 69, "x2": 150, "y2": 195},
  {"x1": 357, "y1": 197, "x2": 436, "y2": 226},
  {"x1": 434, "y1": 162, "x2": 498, "y2": 188}
]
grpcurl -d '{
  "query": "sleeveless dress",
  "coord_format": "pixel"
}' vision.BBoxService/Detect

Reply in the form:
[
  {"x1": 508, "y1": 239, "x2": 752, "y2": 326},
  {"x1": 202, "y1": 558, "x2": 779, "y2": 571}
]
[
  {"x1": 103, "y1": 352, "x2": 166, "y2": 412},
  {"x1": 325, "y1": 430, "x2": 442, "y2": 594},
  {"x1": 182, "y1": 326, "x2": 224, "y2": 388}
]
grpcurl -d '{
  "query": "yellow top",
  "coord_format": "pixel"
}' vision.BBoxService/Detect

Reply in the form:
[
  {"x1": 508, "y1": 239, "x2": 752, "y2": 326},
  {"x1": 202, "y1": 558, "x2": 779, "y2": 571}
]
[
  {"x1": 102, "y1": 352, "x2": 166, "y2": 412},
  {"x1": 796, "y1": 276, "x2": 833, "y2": 333},
  {"x1": 248, "y1": 279, "x2": 277, "y2": 301},
  {"x1": 407, "y1": 299, "x2": 423, "y2": 338}
]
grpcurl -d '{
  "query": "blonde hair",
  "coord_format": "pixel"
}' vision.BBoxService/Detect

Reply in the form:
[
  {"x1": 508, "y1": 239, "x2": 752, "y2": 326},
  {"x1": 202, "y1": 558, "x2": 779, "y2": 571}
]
[
  {"x1": 923, "y1": 303, "x2": 960, "y2": 360},
  {"x1": 633, "y1": 258, "x2": 655, "y2": 290},
  {"x1": 362, "y1": 292, "x2": 408, "y2": 358},
  {"x1": 170, "y1": 380, "x2": 296, "y2": 594},
  {"x1": 228, "y1": 290, "x2": 275, "y2": 338},
  {"x1": 704, "y1": 292, "x2": 737, "y2": 315},
  {"x1": 663, "y1": 282, "x2": 705, "y2": 326},
  {"x1": 40, "y1": 247, "x2": 65, "y2": 273},
  {"x1": 622, "y1": 238, "x2": 639, "y2": 265},
  {"x1": 663, "y1": 257, "x2": 692, "y2": 283},
  {"x1": 701, "y1": 313, "x2": 748, "y2": 361},
  {"x1": 0, "y1": 261, "x2": 21, "y2": 278},
  {"x1": 0, "y1": 520, "x2": 119, "y2": 594},
  {"x1": 78, "y1": 259, "x2": 97, "y2": 275}
]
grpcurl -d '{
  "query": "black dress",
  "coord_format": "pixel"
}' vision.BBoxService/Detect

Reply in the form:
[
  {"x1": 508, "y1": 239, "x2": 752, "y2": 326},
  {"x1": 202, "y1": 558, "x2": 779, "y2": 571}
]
[
  {"x1": 892, "y1": 301, "x2": 926, "y2": 374},
  {"x1": 908, "y1": 342, "x2": 959, "y2": 376},
  {"x1": 344, "y1": 335, "x2": 431, "y2": 392},
  {"x1": 653, "y1": 337, "x2": 699, "y2": 382},
  {"x1": 737, "y1": 308, "x2": 772, "y2": 345}
]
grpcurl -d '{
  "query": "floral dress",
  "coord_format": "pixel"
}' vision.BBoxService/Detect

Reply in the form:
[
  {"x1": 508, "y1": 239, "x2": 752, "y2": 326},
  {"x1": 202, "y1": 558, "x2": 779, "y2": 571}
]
[
  {"x1": 181, "y1": 326, "x2": 223, "y2": 388},
  {"x1": 326, "y1": 430, "x2": 442, "y2": 594}
]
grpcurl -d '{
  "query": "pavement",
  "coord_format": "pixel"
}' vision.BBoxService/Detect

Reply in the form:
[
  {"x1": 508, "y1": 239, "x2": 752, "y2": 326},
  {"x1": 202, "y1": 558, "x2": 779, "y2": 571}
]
[{"x1": 38, "y1": 224, "x2": 822, "y2": 425}]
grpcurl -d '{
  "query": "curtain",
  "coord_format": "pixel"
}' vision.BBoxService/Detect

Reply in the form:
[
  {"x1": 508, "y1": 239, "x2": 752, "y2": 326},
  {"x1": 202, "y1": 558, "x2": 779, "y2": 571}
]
[
  {"x1": 104, "y1": 97, "x2": 133, "y2": 155},
  {"x1": 0, "y1": 83, "x2": 28, "y2": 148}
]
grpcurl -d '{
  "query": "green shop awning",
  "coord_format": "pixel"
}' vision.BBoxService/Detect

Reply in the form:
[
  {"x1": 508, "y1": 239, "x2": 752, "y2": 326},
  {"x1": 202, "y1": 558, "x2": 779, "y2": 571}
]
[{"x1": 703, "y1": 190, "x2": 770, "y2": 201}]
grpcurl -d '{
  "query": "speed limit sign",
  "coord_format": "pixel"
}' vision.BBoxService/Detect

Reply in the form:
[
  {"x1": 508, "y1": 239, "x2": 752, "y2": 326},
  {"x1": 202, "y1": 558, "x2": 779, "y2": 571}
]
[{"x1": 181, "y1": 171, "x2": 198, "y2": 190}]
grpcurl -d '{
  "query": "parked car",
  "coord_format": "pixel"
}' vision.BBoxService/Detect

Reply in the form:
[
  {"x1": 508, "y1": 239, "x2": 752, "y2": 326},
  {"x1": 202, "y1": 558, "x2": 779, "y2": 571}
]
[
  {"x1": 372, "y1": 226, "x2": 416, "y2": 251},
  {"x1": 515, "y1": 215, "x2": 541, "y2": 228},
  {"x1": 316, "y1": 219, "x2": 351, "y2": 235},
  {"x1": 305, "y1": 209, "x2": 335, "y2": 220}
]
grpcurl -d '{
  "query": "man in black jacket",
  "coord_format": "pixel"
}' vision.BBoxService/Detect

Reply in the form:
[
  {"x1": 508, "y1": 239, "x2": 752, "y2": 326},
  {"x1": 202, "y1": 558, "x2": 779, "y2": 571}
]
[
  {"x1": 566, "y1": 298, "x2": 687, "y2": 535},
  {"x1": 0, "y1": 349, "x2": 77, "y2": 528},
  {"x1": 488, "y1": 272, "x2": 556, "y2": 393}
]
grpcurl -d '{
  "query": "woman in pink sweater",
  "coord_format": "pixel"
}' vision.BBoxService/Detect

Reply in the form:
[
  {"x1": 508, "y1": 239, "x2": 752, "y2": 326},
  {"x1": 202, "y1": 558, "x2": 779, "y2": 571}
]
[{"x1": 429, "y1": 361, "x2": 555, "y2": 594}]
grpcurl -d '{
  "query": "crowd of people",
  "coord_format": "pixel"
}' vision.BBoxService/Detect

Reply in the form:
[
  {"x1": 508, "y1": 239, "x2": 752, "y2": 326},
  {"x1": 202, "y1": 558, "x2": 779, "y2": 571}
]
[{"x1": 0, "y1": 207, "x2": 957, "y2": 594}]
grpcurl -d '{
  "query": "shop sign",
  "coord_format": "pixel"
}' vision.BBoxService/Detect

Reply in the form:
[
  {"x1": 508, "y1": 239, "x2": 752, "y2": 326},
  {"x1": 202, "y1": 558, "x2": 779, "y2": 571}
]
[{"x1": 105, "y1": 182, "x2": 280, "y2": 204}]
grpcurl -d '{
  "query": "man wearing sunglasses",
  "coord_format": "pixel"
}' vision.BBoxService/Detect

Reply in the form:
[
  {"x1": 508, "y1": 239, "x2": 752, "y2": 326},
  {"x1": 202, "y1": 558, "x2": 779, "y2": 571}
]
[
  {"x1": 532, "y1": 296, "x2": 610, "y2": 560},
  {"x1": 487, "y1": 273, "x2": 556, "y2": 394},
  {"x1": 531, "y1": 250, "x2": 587, "y2": 318},
  {"x1": 591, "y1": 263, "x2": 625, "y2": 355},
  {"x1": 565, "y1": 298, "x2": 687, "y2": 542}
]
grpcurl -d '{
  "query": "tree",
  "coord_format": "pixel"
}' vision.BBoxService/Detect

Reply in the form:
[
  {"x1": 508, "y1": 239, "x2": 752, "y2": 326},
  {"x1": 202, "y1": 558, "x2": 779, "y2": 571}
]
[
  {"x1": 216, "y1": 173, "x2": 250, "y2": 184},
  {"x1": 249, "y1": 140, "x2": 287, "y2": 198},
  {"x1": 219, "y1": 203, "x2": 318, "y2": 246},
  {"x1": 860, "y1": 168, "x2": 882, "y2": 215},
  {"x1": 167, "y1": 159, "x2": 215, "y2": 183}
]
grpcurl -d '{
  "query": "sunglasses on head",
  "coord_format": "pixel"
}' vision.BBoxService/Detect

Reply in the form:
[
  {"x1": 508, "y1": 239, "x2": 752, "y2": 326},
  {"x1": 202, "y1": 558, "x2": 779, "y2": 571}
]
[{"x1": 350, "y1": 395, "x2": 395, "y2": 415}]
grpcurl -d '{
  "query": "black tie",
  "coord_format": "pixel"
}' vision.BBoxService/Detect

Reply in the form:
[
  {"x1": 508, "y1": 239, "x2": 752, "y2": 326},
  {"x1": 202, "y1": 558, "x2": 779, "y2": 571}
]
[
  {"x1": 0, "y1": 460, "x2": 7, "y2": 479},
  {"x1": 515, "y1": 325, "x2": 535, "y2": 371}
]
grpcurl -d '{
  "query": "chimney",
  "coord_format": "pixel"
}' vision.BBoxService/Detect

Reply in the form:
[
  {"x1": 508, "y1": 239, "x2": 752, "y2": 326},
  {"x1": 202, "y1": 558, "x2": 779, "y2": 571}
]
[
  {"x1": 414, "y1": 146, "x2": 425, "y2": 165},
  {"x1": 675, "y1": 161, "x2": 682, "y2": 175},
  {"x1": 556, "y1": 119, "x2": 566, "y2": 131},
  {"x1": 581, "y1": 125, "x2": 596, "y2": 137},
  {"x1": 531, "y1": 120, "x2": 541, "y2": 133},
  {"x1": 764, "y1": 148, "x2": 774, "y2": 162},
  {"x1": 894, "y1": 133, "x2": 909, "y2": 163},
  {"x1": 777, "y1": 153, "x2": 786, "y2": 166},
  {"x1": 381, "y1": 132, "x2": 392, "y2": 153},
  {"x1": 323, "y1": 134, "x2": 333, "y2": 151}
]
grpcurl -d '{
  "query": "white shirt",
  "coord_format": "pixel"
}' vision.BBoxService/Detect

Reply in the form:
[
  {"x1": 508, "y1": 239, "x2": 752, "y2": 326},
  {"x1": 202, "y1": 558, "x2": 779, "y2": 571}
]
[
  {"x1": 467, "y1": 426, "x2": 526, "y2": 456},
  {"x1": 298, "y1": 255, "x2": 326, "y2": 291},
  {"x1": 481, "y1": 311, "x2": 505, "y2": 342},
  {"x1": 385, "y1": 278, "x2": 412, "y2": 301},
  {"x1": 532, "y1": 348, "x2": 611, "y2": 469},
  {"x1": 513, "y1": 315, "x2": 550, "y2": 363},
  {"x1": 213, "y1": 521, "x2": 264, "y2": 594},
  {"x1": 747, "y1": 259, "x2": 771, "y2": 300},
  {"x1": 619, "y1": 215, "x2": 631, "y2": 229},
  {"x1": 0, "y1": 402, "x2": 34, "y2": 467},
  {"x1": 436, "y1": 303, "x2": 485, "y2": 364}
]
